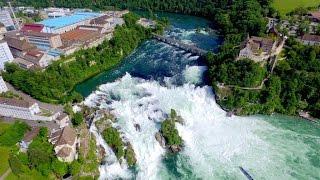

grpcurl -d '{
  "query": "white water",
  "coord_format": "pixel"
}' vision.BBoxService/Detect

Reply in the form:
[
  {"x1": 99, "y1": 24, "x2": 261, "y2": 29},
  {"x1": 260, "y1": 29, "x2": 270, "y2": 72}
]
[
  {"x1": 183, "y1": 65, "x2": 207, "y2": 84},
  {"x1": 85, "y1": 71, "x2": 320, "y2": 180}
]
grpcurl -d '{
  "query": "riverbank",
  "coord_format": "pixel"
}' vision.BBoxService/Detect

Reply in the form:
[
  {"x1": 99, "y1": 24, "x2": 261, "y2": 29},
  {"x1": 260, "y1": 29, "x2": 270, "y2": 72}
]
[{"x1": 209, "y1": 37, "x2": 320, "y2": 121}]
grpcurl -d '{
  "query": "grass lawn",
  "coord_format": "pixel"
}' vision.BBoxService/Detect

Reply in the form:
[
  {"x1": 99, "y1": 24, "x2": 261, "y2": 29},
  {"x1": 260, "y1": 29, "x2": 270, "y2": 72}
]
[
  {"x1": 0, "y1": 122, "x2": 11, "y2": 135},
  {"x1": 5, "y1": 169, "x2": 48, "y2": 180},
  {"x1": 5, "y1": 172, "x2": 19, "y2": 180},
  {"x1": 0, "y1": 146, "x2": 11, "y2": 176},
  {"x1": 272, "y1": 0, "x2": 320, "y2": 16}
]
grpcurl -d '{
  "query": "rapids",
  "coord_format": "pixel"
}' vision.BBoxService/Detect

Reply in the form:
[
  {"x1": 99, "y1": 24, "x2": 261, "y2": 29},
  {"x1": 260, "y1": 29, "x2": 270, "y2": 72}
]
[{"x1": 78, "y1": 13, "x2": 320, "y2": 180}]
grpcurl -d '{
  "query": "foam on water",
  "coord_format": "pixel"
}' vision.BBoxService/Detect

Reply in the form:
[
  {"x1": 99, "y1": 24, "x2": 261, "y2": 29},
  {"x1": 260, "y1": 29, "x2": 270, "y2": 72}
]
[
  {"x1": 81, "y1": 13, "x2": 319, "y2": 180},
  {"x1": 85, "y1": 73, "x2": 320, "y2": 180},
  {"x1": 183, "y1": 65, "x2": 207, "y2": 84}
]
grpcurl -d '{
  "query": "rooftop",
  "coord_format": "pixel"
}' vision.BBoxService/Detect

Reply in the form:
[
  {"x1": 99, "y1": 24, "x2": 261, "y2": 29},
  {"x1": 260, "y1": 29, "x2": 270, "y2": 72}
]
[
  {"x1": 56, "y1": 113, "x2": 68, "y2": 121},
  {"x1": 21, "y1": 23, "x2": 44, "y2": 32},
  {"x1": 90, "y1": 14, "x2": 112, "y2": 25},
  {"x1": 61, "y1": 27, "x2": 100, "y2": 44},
  {"x1": 13, "y1": 57, "x2": 35, "y2": 67},
  {"x1": 54, "y1": 126, "x2": 77, "y2": 146},
  {"x1": 23, "y1": 127, "x2": 40, "y2": 142},
  {"x1": 309, "y1": 11, "x2": 320, "y2": 20},
  {"x1": 0, "y1": 97, "x2": 36, "y2": 108},
  {"x1": 245, "y1": 36, "x2": 275, "y2": 54},
  {"x1": 38, "y1": 12, "x2": 101, "y2": 30},
  {"x1": 23, "y1": 30, "x2": 58, "y2": 38},
  {"x1": 57, "y1": 146, "x2": 72, "y2": 157},
  {"x1": 5, "y1": 36, "x2": 36, "y2": 51},
  {"x1": 301, "y1": 34, "x2": 320, "y2": 42}
]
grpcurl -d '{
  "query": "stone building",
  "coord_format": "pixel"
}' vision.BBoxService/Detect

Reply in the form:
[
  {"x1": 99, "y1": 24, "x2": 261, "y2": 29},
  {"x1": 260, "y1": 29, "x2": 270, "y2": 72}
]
[
  {"x1": 49, "y1": 126, "x2": 77, "y2": 162},
  {"x1": 23, "y1": 30, "x2": 62, "y2": 50},
  {"x1": 238, "y1": 36, "x2": 284, "y2": 62},
  {"x1": 300, "y1": 34, "x2": 320, "y2": 46}
]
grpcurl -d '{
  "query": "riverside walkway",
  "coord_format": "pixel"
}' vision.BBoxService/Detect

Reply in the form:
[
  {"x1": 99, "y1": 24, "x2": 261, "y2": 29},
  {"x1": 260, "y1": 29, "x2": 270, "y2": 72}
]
[{"x1": 152, "y1": 34, "x2": 209, "y2": 56}]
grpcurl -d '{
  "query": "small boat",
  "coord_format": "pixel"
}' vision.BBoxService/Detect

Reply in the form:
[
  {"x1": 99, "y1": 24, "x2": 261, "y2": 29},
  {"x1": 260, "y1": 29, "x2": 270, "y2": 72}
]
[{"x1": 239, "y1": 166, "x2": 254, "y2": 180}]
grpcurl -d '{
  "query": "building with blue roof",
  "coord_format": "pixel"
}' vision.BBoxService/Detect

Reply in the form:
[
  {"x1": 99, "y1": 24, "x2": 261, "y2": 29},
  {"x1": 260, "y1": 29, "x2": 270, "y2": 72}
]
[{"x1": 38, "y1": 12, "x2": 101, "y2": 34}]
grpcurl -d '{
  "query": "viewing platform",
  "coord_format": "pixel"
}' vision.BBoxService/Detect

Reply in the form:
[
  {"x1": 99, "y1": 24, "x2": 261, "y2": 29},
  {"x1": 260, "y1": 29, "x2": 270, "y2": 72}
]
[{"x1": 152, "y1": 34, "x2": 209, "y2": 56}]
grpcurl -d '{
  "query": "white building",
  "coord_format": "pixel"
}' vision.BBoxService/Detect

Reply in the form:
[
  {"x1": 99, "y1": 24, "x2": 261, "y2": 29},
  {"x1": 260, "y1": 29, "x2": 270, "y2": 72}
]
[
  {"x1": 44, "y1": 7, "x2": 71, "y2": 18},
  {"x1": 0, "y1": 76, "x2": 8, "y2": 93},
  {"x1": 0, "y1": 10, "x2": 15, "y2": 30},
  {"x1": 0, "y1": 97, "x2": 58, "y2": 121},
  {"x1": 55, "y1": 113, "x2": 70, "y2": 128},
  {"x1": 137, "y1": 18, "x2": 156, "y2": 29},
  {"x1": 0, "y1": 40, "x2": 14, "y2": 70},
  {"x1": 49, "y1": 126, "x2": 77, "y2": 162}
]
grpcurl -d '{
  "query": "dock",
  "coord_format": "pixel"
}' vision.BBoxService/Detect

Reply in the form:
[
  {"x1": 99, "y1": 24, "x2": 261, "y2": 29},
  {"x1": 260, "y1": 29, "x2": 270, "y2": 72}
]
[{"x1": 152, "y1": 34, "x2": 209, "y2": 56}]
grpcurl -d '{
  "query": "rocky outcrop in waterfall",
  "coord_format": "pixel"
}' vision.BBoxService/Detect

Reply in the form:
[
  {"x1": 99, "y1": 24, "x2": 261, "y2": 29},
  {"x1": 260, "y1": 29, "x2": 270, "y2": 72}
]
[
  {"x1": 94, "y1": 111, "x2": 137, "y2": 167},
  {"x1": 155, "y1": 109, "x2": 184, "y2": 153}
]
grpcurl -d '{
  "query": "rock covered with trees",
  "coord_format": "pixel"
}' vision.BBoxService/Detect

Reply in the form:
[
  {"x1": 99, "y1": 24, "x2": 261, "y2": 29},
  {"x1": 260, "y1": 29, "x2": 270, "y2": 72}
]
[{"x1": 156, "y1": 109, "x2": 183, "y2": 153}]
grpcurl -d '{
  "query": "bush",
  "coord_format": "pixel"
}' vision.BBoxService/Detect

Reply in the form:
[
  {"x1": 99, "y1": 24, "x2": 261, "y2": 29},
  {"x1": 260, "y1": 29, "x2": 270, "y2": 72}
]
[
  {"x1": 102, "y1": 127, "x2": 124, "y2": 159},
  {"x1": 72, "y1": 113, "x2": 84, "y2": 126},
  {"x1": 69, "y1": 160, "x2": 81, "y2": 175},
  {"x1": 8, "y1": 153, "x2": 29, "y2": 175},
  {"x1": 125, "y1": 145, "x2": 136, "y2": 166},
  {"x1": 28, "y1": 131, "x2": 54, "y2": 175},
  {"x1": 51, "y1": 159, "x2": 68, "y2": 177},
  {"x1": 161, "y1": 119, "x2": 182, "y2": 146}
]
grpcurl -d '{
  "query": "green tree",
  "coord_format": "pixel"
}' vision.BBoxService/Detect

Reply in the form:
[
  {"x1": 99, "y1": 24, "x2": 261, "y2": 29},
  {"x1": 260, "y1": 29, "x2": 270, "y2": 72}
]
[
  {"x1": 102, "y1": 127, "x2": 124, "y2": 159},
  {"x1": 8, "y1": 153, "x2": 29, "y2": 176},
  {"x1": 69, "y1": 161, "x2": 81, "y2": 175},
  {"x1": 51, "y1": 159, "x2": 68, "y2": 177},
  {"x1": 72, "y1": 112, "x2": 84, "y2": 126}
]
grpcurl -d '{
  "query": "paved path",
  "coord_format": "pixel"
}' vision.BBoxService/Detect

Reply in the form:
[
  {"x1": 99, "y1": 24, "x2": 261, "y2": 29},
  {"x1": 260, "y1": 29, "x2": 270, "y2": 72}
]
[
  {"x1": 1, "y1": 117, "x2": 59, "y2": 130},
  {"x1": 0, "y1": 168, "x2": 11, "y2": 180}
]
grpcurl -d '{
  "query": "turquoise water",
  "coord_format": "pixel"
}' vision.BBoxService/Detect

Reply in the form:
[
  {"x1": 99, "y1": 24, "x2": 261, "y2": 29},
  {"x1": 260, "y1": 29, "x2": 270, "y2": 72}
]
[{"x1": 79, "y1": 12, "x2": 320, "y2": 180}]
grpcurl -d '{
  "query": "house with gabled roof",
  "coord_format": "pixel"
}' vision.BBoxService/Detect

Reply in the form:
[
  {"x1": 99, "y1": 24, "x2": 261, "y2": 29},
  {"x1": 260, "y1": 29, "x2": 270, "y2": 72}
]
[{"x1": 49, "y1": 126, "x2": 78, "y2": 162}]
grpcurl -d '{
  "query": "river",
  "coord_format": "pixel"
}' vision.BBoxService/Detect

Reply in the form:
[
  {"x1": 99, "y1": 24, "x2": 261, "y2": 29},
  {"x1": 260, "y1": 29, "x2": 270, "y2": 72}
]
[{"x1": 77, "y1": 13, "x2": 320, "y2": 180}]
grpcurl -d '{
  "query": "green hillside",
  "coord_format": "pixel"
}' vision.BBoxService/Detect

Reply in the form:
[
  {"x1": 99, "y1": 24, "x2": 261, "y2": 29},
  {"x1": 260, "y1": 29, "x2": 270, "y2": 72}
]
[{"x1": 273, "y1": 0, "x2": 320, "y2": 16}]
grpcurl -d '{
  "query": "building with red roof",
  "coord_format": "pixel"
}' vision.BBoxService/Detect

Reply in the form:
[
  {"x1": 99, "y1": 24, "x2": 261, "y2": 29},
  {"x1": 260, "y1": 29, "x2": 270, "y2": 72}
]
[{"x1": 21, "y1": 23, "x2": 44, "y2": 32}]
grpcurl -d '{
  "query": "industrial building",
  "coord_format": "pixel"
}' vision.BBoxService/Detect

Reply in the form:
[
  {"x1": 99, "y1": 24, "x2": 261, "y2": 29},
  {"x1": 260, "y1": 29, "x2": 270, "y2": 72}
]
[
  {"x1": 39, "y1": 12, "x2": 102, "y2": 34},
  {"x1": 24, "y1": 30, "x2": 62, "y2": 50},
  {"x1": 0, "y1": 40, "x2": 14, "y2": 69},
  {"x1": 0, "y1": 10, "x2": 15, "y2": 30}
]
